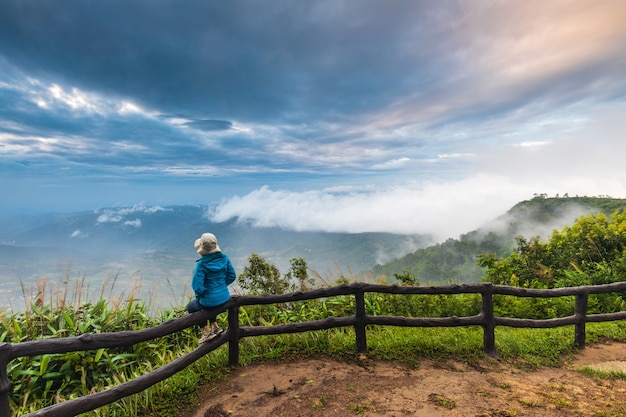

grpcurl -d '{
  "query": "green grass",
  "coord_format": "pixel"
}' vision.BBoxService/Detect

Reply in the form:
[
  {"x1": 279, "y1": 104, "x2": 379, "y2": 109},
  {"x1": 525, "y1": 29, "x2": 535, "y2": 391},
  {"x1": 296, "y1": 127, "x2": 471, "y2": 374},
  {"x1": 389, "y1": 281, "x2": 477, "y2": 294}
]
[
  {"x1": 6, "y1": 277, "x2": 626, "y2": 417},
  {"x1": 577, "y1": 366, "x2": 626, "y2": 381}
]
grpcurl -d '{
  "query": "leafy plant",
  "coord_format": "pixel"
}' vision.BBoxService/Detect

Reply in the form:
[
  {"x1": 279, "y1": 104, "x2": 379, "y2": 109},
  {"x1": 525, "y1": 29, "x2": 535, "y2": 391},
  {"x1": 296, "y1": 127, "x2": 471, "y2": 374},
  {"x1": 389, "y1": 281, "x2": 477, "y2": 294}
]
[
  {"x1": 480, "y1": 209, "x2": 626, "y2": 290},
  {"x1": 428, "y1": 393, "x2": 456, "y2": 409},
  {"x1": 348, "y1": 401, "x2": 370, "y2": 414},
  {"x1": 238, "y1": 253, "x2": 293, "y2": 294}
]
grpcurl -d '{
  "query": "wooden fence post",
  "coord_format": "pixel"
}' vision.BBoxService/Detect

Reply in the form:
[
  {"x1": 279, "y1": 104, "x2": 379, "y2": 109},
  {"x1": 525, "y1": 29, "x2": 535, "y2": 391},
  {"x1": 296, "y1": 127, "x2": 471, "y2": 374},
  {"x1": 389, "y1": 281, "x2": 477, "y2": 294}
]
[
  {"x1": 574, "y1": 292, "x2": 589, "y2": 349},
  {"x1": 0, "y1": 343, "x2": 11, "y2": 417},
  {"x1": 227, "y1": 305, "x2": 240, "y2": 368},
  {"x1": 481, "y1": 287, "x2": 497, "y2": 357},
  {"x1": 354, "y1": 290, "x2": 367, "y2": 353}
]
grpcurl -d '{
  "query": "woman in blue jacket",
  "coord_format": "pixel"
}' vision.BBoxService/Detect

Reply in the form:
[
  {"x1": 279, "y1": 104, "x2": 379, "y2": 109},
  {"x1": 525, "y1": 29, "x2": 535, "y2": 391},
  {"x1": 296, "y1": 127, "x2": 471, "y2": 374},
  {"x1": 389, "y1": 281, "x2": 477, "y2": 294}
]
[{"x1": 187, "y1": 232, "x2": 236, "y2": 343}]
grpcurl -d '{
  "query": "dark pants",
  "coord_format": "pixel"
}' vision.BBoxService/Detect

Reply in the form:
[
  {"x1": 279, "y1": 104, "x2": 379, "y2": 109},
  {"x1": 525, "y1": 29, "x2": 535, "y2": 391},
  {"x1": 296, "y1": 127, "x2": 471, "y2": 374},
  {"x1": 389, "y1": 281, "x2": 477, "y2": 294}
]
[{"x1": 187, "y1": 299, "x2": 228, "y2": 327}]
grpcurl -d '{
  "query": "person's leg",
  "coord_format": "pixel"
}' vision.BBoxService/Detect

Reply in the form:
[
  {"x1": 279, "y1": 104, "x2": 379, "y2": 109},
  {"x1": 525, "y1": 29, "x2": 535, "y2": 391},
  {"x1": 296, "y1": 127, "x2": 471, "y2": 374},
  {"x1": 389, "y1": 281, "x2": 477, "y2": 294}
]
[
  {"x1": 187, "y1": 299, "x2": 210, "y2": 333},
  {"x1": 198, "y1": 305, "x2": 221, "y2": 343},
  {"x1": 204, "y1": 301, "x2": 229, "y2": 335},
  {"x1": 189, "y1": 299, "x2": 229, "y2": 343},
  {"x1": 207, "y1": 311, "x2": 217, "y2": 327}
]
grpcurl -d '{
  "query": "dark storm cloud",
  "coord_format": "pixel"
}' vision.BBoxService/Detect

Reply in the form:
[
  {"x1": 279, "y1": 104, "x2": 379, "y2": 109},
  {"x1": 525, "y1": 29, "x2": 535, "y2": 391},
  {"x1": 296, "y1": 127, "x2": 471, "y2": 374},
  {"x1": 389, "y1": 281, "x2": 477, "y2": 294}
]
[
  {"x1": 0, "y1": 0, "x2": 451, "y2": 123},
  {"x1": 183, "y1": 120, "x2": 233, "y2": 132}
]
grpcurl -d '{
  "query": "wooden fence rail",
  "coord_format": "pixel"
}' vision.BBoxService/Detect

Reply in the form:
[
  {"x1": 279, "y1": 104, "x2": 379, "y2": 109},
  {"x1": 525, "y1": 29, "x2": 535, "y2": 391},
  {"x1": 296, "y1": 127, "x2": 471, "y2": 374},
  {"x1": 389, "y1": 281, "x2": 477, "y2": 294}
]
[{"x1": 4, "y1": 281, "x2": 626, "y2": 417}]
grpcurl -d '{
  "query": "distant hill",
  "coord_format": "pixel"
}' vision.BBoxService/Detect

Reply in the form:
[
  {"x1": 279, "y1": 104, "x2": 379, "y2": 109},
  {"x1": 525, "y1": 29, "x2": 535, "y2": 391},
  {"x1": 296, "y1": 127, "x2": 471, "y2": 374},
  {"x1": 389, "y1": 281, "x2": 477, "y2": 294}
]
[
  {"x1": 371, "y1": 196, "x2": 626, "y2": 285},
  {"x1": 0, "y1": 205, "x2": 431, "y2": 272},
  {"x1": 0, "y1": 205, "x2": 431, "y2": 309},
  {"x1": 3, "y1": 196, "x2": 625, "y2": 310}
]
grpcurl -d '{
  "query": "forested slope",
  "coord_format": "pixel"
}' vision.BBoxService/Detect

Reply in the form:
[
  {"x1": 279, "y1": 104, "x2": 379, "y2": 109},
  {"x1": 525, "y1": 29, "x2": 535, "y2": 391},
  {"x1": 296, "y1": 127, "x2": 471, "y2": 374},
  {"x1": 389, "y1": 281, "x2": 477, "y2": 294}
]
[{"x1": 372, "y1": 196, "x2": 626, "y2": 285}]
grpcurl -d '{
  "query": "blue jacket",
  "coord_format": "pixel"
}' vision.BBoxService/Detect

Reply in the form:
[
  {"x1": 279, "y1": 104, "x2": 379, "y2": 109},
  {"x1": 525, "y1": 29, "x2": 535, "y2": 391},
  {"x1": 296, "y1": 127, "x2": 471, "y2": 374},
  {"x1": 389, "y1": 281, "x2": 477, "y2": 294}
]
[{"x1": 192, "y1": 252, "x2": 236, "y2": 308}]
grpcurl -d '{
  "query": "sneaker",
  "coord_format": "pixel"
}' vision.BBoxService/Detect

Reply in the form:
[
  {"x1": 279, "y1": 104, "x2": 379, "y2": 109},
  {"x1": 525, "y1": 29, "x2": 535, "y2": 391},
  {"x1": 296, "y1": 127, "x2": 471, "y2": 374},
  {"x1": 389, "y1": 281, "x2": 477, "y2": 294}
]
[
  {"x1": 198, "y1": 326, "x2": 223, "y2": 344},
  {"x1": 211, "y1": 326, "x2": 224, "y2": 338},
  {"x1": 198, "y1": 331, "x2": 211, "y2": 344}
]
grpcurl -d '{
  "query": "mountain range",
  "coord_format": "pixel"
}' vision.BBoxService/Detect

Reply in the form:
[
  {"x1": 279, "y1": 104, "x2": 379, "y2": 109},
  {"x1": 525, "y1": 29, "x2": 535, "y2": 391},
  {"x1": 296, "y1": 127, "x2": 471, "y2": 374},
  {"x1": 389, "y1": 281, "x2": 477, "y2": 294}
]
[
  {"x1": 0, "y1": 205, "x2": 430, "y2": 310},
  {"x1": 1, "y1": 196, "x2": 624, "y2": 311}
]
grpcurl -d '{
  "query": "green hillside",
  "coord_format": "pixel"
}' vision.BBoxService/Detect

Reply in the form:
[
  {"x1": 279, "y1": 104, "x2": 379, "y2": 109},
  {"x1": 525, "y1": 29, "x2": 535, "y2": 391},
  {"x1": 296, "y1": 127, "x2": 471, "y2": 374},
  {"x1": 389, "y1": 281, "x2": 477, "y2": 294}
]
[{"x1": 372, "y1": 196, "x2": 626, "y2": 285}]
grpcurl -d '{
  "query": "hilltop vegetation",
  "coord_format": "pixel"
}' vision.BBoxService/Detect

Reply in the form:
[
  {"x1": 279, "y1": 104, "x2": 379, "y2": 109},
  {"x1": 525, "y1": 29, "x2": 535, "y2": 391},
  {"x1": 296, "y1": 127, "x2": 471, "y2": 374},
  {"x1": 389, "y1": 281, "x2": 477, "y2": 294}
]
[
  {"x1": 372, "y1": 196, "x2": 626, "y2": 285},
  {"x1": 480, "y1": 207, "x2": 626, "y2": 288}
]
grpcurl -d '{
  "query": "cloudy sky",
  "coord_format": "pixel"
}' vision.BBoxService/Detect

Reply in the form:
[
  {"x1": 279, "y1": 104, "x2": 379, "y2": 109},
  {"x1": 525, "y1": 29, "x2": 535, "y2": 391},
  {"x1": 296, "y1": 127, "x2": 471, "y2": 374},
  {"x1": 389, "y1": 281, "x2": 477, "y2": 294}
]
[{"x1": 1, "y1": 0, "x2": 626, "y2": 239}]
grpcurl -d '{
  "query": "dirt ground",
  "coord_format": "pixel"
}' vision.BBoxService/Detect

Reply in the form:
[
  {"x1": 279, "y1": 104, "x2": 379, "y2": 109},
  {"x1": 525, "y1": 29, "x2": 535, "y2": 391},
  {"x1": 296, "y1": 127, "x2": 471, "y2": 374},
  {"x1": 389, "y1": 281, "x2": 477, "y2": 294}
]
[{"x1": 180, "y1": 341, "x2": 626, "y2": 417}]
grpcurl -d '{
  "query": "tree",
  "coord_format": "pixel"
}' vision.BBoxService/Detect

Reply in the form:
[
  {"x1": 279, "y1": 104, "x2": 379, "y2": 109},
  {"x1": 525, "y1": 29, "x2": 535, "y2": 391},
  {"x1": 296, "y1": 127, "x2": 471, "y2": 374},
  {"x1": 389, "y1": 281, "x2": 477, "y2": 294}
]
[
  {"x1": 238, "y1": 253, "x2": 293, "y2": 295},
  {"x1": 393, "y1": 269, "x2": 419, "y2": 286},
  {"x1": 479, "y1": 209, "x2": 626, "y2": 289},
  {"x1": 284, "y1": 257, "x2": 314, "y2": 291}
]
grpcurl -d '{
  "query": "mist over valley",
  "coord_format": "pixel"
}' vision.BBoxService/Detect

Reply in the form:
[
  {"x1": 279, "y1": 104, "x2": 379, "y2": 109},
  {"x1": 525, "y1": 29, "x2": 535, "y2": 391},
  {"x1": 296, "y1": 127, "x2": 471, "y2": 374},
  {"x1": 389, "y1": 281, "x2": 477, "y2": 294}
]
[
  {"x1": 0, "y1": 205, "x2": 431, "y2": 310},
  {"x1": 1, "y1": 196, "x2": 625, "y2": 311}
]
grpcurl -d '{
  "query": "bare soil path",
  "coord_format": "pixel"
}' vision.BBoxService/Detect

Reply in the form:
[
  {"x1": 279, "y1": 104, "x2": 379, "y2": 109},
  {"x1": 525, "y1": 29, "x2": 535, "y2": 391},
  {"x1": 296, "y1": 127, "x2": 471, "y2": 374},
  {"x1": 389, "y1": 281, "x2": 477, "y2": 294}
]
[{"x1": 180, "y1": 341, "x2": 626, "y2": 417}]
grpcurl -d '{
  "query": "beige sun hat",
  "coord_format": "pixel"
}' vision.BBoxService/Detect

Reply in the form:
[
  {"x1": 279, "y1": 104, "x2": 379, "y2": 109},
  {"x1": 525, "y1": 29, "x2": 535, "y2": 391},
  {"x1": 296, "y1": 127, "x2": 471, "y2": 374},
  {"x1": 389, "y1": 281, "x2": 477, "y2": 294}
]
[{"x1": 194, "y1": 232, "x2": 221, "y2": 256}]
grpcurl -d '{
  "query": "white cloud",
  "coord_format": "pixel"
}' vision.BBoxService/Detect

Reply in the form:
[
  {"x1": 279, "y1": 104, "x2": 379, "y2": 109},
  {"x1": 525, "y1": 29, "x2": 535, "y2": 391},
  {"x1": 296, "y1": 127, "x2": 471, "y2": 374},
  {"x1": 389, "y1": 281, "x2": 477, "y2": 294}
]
[
  {"x1": 211, "y1": 115, "x2": 626, "y2": 242},
  {"x1": 17, "y1": 77, "x2": 159, "y2": 120},
  {"x1": 452, "y1": 1, "x2": 626, "y2": 101},
  {"x1": 116, "y1": 205, "x2": 168, "y2": 215},
  {"x1": 478, "y1": 102, "x2": 626, "y2": 184},
  {"x1": 47, "y1": 84, "x2": 104, "y2": 113},
  {"x1": 118, "y1": 101, "x2": 145, "y2": 115},
  {"x1": 96, "y1": 212, "x2": 123, "y2": 224},
  {"x1": 162, "y1": 166, "x2": 220, "y2": 176},
  {"x1": 124, "y1": 219, "x2": 142, "y2": 228},
  {"x1": 372, "y1": 157, "x2": 411, "y2": 170},
  {"x1": 70, "y1": 229, "x2": 88, "y2": 238},
  {"x1": 437, "y1": 153, "x2": 474, "y2": 159},
  {"x1": 95, "y1": 205, "x2": 169, "y2": 224},
  {"x1": 210, "y1": 177, "x2": 530, "y2": 240},
  {"x1": 513, "y1": 141, "x2": 551, "y2": 149}
]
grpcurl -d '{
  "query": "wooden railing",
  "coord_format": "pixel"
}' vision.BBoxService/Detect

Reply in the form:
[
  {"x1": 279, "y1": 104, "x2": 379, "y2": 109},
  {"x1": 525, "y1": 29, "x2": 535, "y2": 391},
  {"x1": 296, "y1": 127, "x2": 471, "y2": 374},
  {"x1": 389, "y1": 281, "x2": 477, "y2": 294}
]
[{"x1": 4, "y1": 281, "x2": 626, "y2": 417}]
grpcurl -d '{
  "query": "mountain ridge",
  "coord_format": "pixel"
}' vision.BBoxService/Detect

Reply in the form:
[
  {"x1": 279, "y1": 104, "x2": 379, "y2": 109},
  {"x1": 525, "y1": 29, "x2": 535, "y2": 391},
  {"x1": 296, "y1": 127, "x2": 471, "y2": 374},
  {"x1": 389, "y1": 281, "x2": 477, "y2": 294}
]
[
  {"x1": 2, "y1": 196, "x2": 625, "y2": 309},
  {"x1": 372, "y1": 196, "x2": 626, "y2": 284},
  {"x1": 0, "y1": 205, "x2": 431, "y2": 309}
]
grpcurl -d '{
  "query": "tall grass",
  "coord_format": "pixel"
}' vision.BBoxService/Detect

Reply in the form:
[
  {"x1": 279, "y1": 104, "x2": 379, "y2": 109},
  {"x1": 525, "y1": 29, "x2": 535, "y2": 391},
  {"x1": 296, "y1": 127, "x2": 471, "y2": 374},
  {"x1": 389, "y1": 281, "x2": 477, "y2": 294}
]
[
  {"x1": 3, "y1": 275, "x2": 209, "y2": 417},
  {"x1": 5, "y1": 276, "x2": 626, "y2": 417},
  {"x1": 14, "y1": 267, "x2": 192, "y2": 316}
]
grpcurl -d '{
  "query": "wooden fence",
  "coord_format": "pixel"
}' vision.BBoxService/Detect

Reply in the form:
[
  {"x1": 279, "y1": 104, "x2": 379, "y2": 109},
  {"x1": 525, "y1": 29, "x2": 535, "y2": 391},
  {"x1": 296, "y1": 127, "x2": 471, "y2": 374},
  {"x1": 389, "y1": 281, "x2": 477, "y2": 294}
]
[{"x1": 4, "y1": 281, "x2": 626, "y2": 417}]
